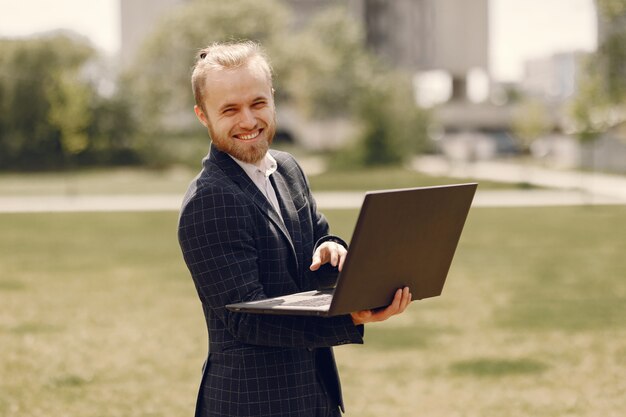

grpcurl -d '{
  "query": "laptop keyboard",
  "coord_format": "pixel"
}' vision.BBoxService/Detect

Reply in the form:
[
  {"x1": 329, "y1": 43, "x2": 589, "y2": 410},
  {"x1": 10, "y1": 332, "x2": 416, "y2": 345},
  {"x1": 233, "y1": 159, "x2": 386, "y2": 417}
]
[{"x1": 283, "y1": 294, "x2": 333, "y2": 307}]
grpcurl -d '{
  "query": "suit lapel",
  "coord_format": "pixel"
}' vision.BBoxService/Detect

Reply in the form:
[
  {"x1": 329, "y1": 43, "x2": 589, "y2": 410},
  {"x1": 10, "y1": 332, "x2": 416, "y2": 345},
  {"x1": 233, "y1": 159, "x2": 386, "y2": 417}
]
[
  {"x1": 208, "y1": 146, "x2": 298, "y2": 264},
  {"x1": 270, "y1": 171, "x2": 303, "y2": 263}
]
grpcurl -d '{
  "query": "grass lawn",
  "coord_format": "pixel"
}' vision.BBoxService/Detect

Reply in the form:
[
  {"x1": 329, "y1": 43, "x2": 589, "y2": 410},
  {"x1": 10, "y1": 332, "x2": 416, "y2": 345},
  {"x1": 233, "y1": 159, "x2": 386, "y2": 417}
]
[
  {"x1": 0, "y1": 163, "x2": 516, "y2": 197},
  {"x1": 0, "y1": 167, "x2": 195, "y2": 196},
  {"x1": 308, "y1": 166, "x2": 522, "y2": 192},
  {"x1": 1, "y1": 206, "x2": 625, "y2": 417}
]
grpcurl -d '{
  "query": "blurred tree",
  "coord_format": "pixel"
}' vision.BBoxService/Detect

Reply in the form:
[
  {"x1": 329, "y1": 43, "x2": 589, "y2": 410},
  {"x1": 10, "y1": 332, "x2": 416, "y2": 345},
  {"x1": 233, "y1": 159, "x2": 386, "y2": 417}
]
[
  {"x1": 568, "y1": 70, "x2": 611, "y2": 144},
  {"x1": 566, "y1": 0, "x2": 626, "y2": 171},
  {"x1": 569, "y1": 0, "x2": 626, "y2": 143},
  {"x1": 125, "y1": 0, "x2": 431, "y2": 167},
  {"x1": 122, "y1": 0, "x2": 289, "y2": 136},
  {"x1": 85, "y1": 92, "x2": 139, "y2": 165},
  {"x1": 47, "y1": 70, "x2": 93, "y2": 155},
  {"x1": 0, "y1": 33, "x2": 140, "y2": 170},
  {"x1": 332, "y1": 72, "x2": 430, "y2": 167},
  {"x1": 281, "y1": 5, "x2": 431, "y2": 167},
  {"x1": 511, "y1": 98, "x2": 552, "y2": 153},
  {"x1": 595, "y1": 0, "x2": 626, "y2": 103},
  {"x1": 0, "y1": 34, "x2": 92, "y2": 169},
  {"x1": 278, "y1": 5, "x2": 374, "y2": 119},
  {"x1": 568, "y1": 71, "x2": 614, "y2": 172}
]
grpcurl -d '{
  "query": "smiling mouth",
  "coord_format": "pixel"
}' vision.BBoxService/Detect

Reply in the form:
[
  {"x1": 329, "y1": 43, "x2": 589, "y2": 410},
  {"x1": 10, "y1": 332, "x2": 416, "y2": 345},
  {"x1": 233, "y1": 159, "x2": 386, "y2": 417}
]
[{"x1": 235, "y1": 129, "x2": 262, "y2": 141}]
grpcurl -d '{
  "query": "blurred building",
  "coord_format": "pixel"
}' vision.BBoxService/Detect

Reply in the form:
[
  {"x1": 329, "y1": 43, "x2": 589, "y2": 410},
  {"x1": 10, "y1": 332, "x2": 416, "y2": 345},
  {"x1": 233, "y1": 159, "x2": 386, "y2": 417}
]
[
  {"x1": 290, "y1": 0, "x2": 495, "y2": 152},
  {"x1": 286, "y1": 0, "x2": 363, "y2": 28},
  {"x1": 361, "y1": 0, "x2": 489, "y2": 98},
  {"x1": 351, "y1": 0, "x2": 506, "y2": 160},
  {"x1": 591, "y1": 123, "x2": 626, "y2": 174},
  {"x1": 520, "y1": 2, "x2": 626, "y2": 173},
  {"x1": 514, "y1": 6, "x2": 626, "y2": 174},
  {"x1": 521, "y1": 51, "x2": 589, "y2": 102},
  {"x1": 531, "y1": 126, "x2": 626, "y2": 174},
  {"x1": 289, "y1": 0, "x2": 490, "y2": 99}
]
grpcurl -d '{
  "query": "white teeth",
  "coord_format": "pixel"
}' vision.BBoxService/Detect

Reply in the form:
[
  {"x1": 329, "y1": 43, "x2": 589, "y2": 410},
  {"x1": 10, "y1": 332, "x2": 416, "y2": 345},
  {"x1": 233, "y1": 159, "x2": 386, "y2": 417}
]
[{"x1": 237, "y1": 130, "x2": 260, "y2": 140}]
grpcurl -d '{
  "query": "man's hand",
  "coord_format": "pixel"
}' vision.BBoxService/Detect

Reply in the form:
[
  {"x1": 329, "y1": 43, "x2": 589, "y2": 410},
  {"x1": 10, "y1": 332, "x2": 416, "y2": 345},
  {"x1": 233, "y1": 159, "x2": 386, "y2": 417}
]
[
  {"x1": 310, "y1": 241, "x2": 347, "y2": 271},
  {"x1": 350, "y1": 287, "x2": 412, "y2": 325}
]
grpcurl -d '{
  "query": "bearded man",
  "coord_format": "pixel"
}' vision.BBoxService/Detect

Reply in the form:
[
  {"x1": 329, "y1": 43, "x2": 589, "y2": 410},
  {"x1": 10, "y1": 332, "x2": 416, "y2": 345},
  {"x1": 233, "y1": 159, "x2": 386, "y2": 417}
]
[{"x1": 178, "y1": 41, "x2": 410, "y2": 417}]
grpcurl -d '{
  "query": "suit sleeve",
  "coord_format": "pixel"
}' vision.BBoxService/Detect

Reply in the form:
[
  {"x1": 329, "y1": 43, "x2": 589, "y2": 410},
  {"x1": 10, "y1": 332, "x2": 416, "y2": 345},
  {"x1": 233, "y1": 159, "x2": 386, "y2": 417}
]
[{"x1": 178, "y1": 187, "x2": 363, "y2": 349}]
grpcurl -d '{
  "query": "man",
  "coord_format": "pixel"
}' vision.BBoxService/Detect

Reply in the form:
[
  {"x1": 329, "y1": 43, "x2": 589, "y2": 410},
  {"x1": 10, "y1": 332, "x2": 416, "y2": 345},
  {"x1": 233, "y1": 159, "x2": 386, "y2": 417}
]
[{"x1": 178, "y1": 41, "x2": 411, "y2": 417}]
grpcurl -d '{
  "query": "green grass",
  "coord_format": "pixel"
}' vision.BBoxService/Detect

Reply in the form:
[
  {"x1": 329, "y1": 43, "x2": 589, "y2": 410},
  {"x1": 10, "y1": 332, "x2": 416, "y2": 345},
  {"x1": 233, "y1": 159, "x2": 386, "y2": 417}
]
[
  {"x1": 0, "y1": 167, "x2": 194, "y2": 196},
  {"x1": 1, "y1": 206, "x2": 625, "y2": 416},
  {"x1": 0, "y1": 162, "x2": 515, "y2": 197},
  {"x1": 308, "y1": 165, "x2": 522, "y2": 191},
  {"x1": 0, "y1": 212, "x2": 202, "y2": 416},
  {"x1": 449, "y1": 358, "x2": 549, "y2": 377}
]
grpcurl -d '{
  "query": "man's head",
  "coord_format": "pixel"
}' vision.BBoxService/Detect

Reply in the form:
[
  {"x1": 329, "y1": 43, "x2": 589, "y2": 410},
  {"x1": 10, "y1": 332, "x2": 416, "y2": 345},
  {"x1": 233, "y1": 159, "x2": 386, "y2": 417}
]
[{"x1": 191, "y1": 41, "x2": 276, "y2": 164}]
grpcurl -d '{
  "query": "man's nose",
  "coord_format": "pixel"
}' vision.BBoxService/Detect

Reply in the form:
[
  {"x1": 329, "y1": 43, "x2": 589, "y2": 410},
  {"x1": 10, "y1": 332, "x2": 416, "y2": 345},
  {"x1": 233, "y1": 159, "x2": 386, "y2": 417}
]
[{"x1": 238, "y1": 107, "x2": 256, "y2": 129}]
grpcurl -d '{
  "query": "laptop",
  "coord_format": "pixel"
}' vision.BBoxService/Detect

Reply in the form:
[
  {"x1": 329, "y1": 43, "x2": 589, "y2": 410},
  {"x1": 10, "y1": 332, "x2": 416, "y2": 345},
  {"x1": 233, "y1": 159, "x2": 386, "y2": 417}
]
[{"x1": 226, "y1": 183, "x2": 477, "y2": 317}]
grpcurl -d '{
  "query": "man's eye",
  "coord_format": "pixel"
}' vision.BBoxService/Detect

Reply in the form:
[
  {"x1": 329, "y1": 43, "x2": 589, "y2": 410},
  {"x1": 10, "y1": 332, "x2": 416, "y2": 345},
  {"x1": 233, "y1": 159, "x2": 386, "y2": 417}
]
[
  {"x1": 222, "y1": 108, "x2": 236, "y2": 115},
  {"x1": 253, "y1": 101, "x2": 266, "y2": 108}
]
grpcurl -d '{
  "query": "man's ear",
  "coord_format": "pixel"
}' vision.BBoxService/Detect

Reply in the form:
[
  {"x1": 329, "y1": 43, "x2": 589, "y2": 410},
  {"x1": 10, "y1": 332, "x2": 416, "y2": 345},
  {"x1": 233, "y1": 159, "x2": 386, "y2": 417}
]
[{"x1": 194, "y1": 105, "x2": 209, "y2": 128}]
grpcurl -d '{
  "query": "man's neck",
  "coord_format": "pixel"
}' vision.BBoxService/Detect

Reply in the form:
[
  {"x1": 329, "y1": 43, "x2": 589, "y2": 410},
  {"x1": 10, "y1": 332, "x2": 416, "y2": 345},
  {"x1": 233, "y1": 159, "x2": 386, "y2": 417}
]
[{"x1": 230, "y1": 152, "x2": 268, "y2": 169}]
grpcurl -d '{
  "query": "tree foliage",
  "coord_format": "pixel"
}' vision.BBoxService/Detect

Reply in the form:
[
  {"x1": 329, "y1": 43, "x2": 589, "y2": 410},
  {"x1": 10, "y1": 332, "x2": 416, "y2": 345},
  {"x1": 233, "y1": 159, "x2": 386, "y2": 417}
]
[
  {"x1": 124, "y1": 0, "x2": 372, "y2": 127},
  {"x1": 331, "y1": 72, "x2": 430, "y2": 167},
  {"x1": 569, "y1": 0, "x2": 626, "y2": 142},
  {"x1": 0, "y1": 34, "x2": 90, "y2": 169},
  {"x1": 47, "y1": 70, "x2": 94, "y2": 155},
  {"x1": 123, "y1": 0, "x2": 289, "y2": 134},
  {"x1": 278, "y1": 5, "x2": 375, "y2": 119},
  {"x1": 569, "y1": 69, "x2": 613, "y2": 143},
  {"x1": 0, "y1": 33, "x2": 139, "y2": 170},
  {"x1": 124, "y1": 0, "x2": 431, "y2": 167},
  {"x1": 512, "y1": 98, "x2": 552, "y2": 151}
]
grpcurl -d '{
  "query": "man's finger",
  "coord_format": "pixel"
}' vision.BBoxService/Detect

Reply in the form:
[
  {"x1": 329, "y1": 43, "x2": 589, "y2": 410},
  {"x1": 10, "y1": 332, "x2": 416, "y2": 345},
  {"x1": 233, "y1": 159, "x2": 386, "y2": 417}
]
[
  {"x1": 398, "y1": 287, "x2": 411, "y2": 312},
  {"x1": 373, "y1": 289, "x2": 402, "y2": 321},
  {"x1": 351, "y1": 287, "x2": 411, "y2": 325},
  {"x1": 338, "y1": 252, "x2": 346, "y2": 271},
  {"x1": 310, "y1": 244, "x2": 331, "y2": 270},
  {"x1": 310, "y1": 252, "x2": 322, "y2": 270},
  {"x1": 389, "y1": 289, "x2": 403, "y2": 314},
  {"x1": 330, "y1": 247, "x2": 338, "y2": 267}
]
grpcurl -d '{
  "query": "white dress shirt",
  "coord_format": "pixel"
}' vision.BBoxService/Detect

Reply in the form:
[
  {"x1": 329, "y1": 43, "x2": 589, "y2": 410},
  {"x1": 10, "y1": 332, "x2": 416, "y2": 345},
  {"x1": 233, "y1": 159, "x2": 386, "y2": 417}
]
[{"x1": 229, "y1": 152, "x2": 284, "y2": 224}]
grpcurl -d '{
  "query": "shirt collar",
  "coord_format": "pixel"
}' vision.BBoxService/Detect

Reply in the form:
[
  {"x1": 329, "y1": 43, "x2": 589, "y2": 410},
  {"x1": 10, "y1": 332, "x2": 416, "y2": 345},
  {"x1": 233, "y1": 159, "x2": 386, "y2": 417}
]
[{"x1": 228, "y1": 151, "x2": 278, "y2": 178}]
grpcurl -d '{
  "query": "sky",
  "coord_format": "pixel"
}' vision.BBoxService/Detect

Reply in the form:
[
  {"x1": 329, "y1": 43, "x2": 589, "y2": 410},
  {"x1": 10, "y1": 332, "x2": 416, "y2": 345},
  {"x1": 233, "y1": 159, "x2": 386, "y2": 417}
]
[
  {"x1": 0, "y1": 0, "x2": 120, "y2": 54},
  {"x1": 0, "y1": 0, "x2": 597, "y2": 82},
  {"x1": 490, "y1": 0, "x2": 597, "y2": 81}
]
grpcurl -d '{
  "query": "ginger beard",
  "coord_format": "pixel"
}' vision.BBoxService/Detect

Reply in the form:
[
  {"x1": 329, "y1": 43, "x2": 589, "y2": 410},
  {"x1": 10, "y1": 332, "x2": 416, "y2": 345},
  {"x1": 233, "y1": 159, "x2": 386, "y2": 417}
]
[{"x1": 206, "y1": 111, "x2": 276, "y2": 165}]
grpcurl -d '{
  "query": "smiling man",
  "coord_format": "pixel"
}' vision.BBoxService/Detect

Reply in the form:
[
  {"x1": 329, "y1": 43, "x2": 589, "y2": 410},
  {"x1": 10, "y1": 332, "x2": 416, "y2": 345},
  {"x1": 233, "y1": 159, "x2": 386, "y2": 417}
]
[
  {"x1": 191, "y1": 45, "x2": 276, "y2": 165},
  {"x1": 177, "y1": 41, "x2": 410, "y2": 417}
]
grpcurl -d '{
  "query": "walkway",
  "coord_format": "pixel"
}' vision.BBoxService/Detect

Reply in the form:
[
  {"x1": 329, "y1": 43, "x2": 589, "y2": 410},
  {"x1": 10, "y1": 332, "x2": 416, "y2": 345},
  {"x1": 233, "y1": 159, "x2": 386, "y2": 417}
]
[
  {"x1": 412, "y1": 156, "x2": 626, "y2": 201},
  {"x1": 1, "y1": 157, "x2": 625, "y2": 213},
  {"x1": 0, "y1": 189, "x2": 624, "y2": 213}
]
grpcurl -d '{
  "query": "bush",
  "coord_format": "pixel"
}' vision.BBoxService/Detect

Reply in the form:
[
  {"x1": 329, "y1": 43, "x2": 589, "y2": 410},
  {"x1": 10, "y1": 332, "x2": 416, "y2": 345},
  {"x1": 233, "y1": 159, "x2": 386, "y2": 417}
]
[
  {"x1": 331, "y1": 73, "x2": 431, "y2": 169},
  {"x1": 0, "y1": 33, "x2": 141, "y2": 171}
]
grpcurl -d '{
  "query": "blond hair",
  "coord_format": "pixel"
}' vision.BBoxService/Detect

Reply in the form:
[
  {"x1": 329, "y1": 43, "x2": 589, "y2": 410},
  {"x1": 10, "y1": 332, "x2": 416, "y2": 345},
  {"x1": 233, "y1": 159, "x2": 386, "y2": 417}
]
[{"x1": 191, "y1": 41, "x2": 273, "y2": 111}]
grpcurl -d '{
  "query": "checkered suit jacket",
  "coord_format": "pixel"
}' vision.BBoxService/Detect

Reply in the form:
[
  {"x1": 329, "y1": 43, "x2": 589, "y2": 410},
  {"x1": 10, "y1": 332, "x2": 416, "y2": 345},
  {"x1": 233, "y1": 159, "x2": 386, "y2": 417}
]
[{"x1": 178, "y1": 145, "x2": 364, "y2": 417}]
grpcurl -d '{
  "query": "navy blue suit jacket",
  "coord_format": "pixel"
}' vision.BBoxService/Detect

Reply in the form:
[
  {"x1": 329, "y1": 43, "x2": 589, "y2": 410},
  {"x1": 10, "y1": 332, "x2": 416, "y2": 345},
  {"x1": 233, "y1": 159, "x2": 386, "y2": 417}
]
[{"x1": 178, "y1": 145, "x2": 363, "y2": 417}]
